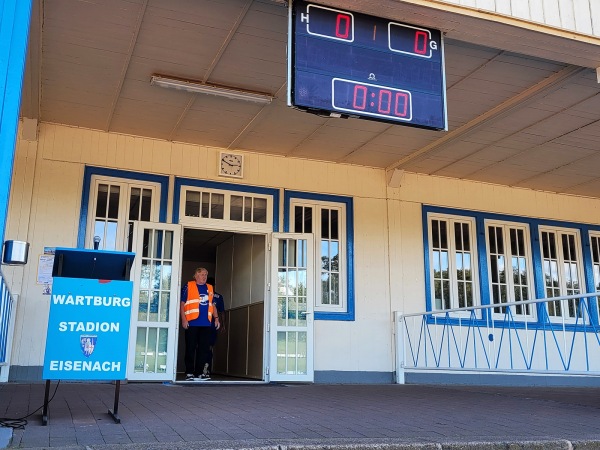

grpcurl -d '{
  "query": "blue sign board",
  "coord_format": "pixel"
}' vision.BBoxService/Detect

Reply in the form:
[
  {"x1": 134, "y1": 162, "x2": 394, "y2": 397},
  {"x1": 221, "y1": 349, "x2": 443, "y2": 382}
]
[
  {"x1": 43, "y1": 277, "x2": 133, "y2": 380},
  {"x1": 289, "y1": 0, "x2": 447, "y2": 130}
]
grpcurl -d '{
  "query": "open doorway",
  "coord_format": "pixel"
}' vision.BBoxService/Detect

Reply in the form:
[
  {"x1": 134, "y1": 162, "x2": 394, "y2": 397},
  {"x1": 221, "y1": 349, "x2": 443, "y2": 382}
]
[{"x1": 176, "y1": 227, "x2": 267, "y2": 382}]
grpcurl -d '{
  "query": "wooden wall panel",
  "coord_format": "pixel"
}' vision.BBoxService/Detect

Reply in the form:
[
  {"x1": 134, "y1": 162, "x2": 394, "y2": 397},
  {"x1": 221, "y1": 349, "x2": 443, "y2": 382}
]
[
  {"x1": 251, "y1": 235, "x2": 266, "y2": 304},
  {"x1": 9, "y1": 121, "x2": 600, "y2": 373},
  {"x1": 227, "y1": 307, "x2": 248, "y2": 377},
  {"x1": 430, "y1": 0, "x2": 600, "y2": 36},
  {"x1": 247, "y1": 303, "x2": 264, "y2": 379},
  {"x1": 232, "y1": 234, "x2": 252, "y2": 308}
]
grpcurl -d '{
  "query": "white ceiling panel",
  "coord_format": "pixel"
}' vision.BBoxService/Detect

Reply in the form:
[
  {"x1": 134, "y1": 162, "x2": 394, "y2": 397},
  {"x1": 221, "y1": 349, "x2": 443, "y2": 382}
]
[{"x1": 18, "y1": 0, "x2": 600, "y2": 198}]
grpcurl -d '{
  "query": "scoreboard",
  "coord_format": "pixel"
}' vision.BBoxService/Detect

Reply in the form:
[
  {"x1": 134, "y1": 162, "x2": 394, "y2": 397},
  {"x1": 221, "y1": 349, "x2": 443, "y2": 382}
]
[{"x1": 288, "y1": 0, "x2": 447, "y2": 130}]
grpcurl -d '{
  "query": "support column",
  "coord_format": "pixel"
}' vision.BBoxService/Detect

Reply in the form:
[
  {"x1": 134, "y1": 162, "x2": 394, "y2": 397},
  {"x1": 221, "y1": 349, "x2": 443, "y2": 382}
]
[{"x1": 0, "y1": 0, "x2": 33, "y2": 243}]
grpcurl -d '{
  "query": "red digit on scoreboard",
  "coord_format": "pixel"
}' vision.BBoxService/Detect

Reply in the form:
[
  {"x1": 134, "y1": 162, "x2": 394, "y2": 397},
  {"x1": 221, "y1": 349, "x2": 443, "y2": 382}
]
[
  {"x1": 414, "y1": 30, "x2": 428, "y2": 55},
  {"x1": 336, "y1": 13, "x2": 351, "y2": 39},
  {"x1": 353, "y1": 84, "x2": 367, "y2": 110}
]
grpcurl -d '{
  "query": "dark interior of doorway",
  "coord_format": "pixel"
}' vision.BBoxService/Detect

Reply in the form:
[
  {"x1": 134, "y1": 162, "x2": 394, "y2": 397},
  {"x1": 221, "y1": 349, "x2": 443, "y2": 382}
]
[{"x1": 177, "y1": 228, "x2": 266, "y2": 382}]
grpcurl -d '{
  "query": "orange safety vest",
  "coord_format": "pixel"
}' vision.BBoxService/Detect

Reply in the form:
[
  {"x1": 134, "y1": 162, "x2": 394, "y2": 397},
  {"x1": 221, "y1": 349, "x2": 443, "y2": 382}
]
[{"x1": 183, "y1": 282, "x2": 214, "y2": 321}]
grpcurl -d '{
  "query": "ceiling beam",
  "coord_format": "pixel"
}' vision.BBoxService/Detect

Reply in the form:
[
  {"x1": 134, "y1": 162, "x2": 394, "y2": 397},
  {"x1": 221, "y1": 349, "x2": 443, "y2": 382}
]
[
  {"x1": 104, "y1": 0, "x2": 149, "y2": 132},
  {"x1": 20, "y1": 0, "x2": 42, "y2": 120},
  {"x1": 386, "y1": 65, "x2": 587, "y2": 172},
  {"x1": 168, "y1": 0, "x2": 253, "y2": 142}
]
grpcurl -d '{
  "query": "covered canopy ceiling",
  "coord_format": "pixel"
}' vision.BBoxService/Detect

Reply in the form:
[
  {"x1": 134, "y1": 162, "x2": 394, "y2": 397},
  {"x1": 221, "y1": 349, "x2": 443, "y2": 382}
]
[{"x1": 20, "y1": 0, "x2": 600, "y2": 197}]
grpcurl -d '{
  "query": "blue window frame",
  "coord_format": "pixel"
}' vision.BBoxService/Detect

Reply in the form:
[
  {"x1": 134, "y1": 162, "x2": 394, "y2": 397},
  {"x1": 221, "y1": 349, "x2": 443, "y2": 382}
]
[
  {"x1": 173, "y1": 178, "x2": 279, "y2": 230},
  {"x1": 423, "y1": 205, "x2": 600, "y2": 329},
  {"x1": 78, "y1": 166, "x2": 169, "y2": 249},
  {"x1": 284, "y1": 190, "x2": 355, "y2": 321}
]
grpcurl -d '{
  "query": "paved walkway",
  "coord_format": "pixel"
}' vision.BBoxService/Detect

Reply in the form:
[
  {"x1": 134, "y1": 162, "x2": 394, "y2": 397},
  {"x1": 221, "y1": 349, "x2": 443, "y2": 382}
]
[{"x1": 1, "y1": 382, "x2": 600, "y2": 449}]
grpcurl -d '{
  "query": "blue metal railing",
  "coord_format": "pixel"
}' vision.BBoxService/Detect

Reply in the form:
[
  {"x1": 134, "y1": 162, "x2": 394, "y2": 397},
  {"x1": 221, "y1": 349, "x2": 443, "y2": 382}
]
[
  {"x1": 395, "y1": 293, "x2": 600, "y2": 383},
  {"x1": 0, "y1": 269, "x2": 14, "y2": 364}
]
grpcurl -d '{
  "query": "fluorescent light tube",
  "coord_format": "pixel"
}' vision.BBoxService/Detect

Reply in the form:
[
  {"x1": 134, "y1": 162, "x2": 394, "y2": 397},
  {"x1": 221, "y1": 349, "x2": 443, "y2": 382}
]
[{"x1": 150, "y1": 75, "x2": 273, "y2": 104}]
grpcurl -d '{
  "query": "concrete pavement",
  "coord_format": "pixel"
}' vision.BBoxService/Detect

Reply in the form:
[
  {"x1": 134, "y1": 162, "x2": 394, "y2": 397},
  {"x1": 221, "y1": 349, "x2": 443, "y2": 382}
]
[{"x1": 1, "y1": 382, "x2": 600, "y2": 449}]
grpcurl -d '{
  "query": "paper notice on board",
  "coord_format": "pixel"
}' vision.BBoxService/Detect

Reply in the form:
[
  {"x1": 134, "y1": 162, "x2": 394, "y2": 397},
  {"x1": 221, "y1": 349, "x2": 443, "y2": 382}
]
[{"x1": 37, "y1": 254, "x2": 55, "y2": 285}]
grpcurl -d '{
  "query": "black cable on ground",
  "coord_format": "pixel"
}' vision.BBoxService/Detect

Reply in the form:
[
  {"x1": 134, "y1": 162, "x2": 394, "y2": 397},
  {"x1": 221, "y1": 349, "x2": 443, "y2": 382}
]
[{"x1": 0, "y1": 380, "x2": 61, "y2": 429}]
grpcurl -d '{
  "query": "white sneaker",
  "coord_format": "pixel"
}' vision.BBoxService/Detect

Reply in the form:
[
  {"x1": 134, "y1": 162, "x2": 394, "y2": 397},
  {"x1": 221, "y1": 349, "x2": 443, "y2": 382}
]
[{"x1": 185, "y1": 374, "x2": 194, "y2": 381}]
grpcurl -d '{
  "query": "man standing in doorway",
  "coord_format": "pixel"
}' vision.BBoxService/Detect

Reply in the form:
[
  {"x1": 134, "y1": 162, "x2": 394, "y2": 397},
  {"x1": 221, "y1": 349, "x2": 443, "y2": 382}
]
[{"x1": 181, "y1": 267, "x2": 220, "y2": 381}]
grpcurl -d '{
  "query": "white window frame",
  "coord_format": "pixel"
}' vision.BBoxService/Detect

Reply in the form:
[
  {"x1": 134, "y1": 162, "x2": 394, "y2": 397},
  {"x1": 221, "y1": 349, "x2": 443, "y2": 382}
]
[
  {"x1": 539, "y1": 226, "x2": 586, "y2": 324},
  {"x1": 86, "y1": 175, "x2": 160, "y2": 251},
  {"x1": 178, "y1": 186, "x2": 273, "y2": 233},
  {"x1": 290, "y1": 199, "x2": 347, "y2": 313},
  {"x1": 427, "y1": 213, "x2": 480, "y2": 314},
  {"x1": 485, "y1": 220, "x2": 536, "y2": 320},
  {"x1": 589, "y1": 232, "x2": 600, "y2": 323}
]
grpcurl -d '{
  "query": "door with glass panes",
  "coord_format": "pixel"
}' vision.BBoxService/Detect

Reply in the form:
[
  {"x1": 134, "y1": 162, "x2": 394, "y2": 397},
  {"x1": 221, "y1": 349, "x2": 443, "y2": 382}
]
[
  {"x1": 127, "y1": 222, "x2": 182, "y2": 381},
  {"x1": 269, "y1": 233, "x2": 314, "y2": 382}
]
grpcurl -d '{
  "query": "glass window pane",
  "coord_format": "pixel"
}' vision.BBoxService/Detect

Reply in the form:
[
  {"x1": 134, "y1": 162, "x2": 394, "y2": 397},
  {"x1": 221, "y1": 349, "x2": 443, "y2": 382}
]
[
  {"x1": 211, "y1": 193, "x2": 224, "y2": 219},
  {"x1": 157, "y1": 329, "x2": 168, "y2": 373},
  {"x1": 95, "y1": 184, "x2": 108, "y2": 218},
  {"x1": 134, "y1": 328, "x2": 147, "y2": 373},
  {"x1": 230, "y1": 195, "x2": 243, "y2": 221},
  {"x1": 162, "y1": 262, "x2": 172, "y2": 290},
  {"x1": 160, "y1": 292, "x2": 170, "y2": 322},
  {"x1": 141, "y1": 189, "x2": 152, "y2": 221},
  {"x1": 140, "y1": 260, "x2": 151, "y2": 289},
  {"x1": 321, "y1": 241, "x2": 329, "y2": 270},
  {"x1": 138, "y1": 290, "x2": 149, "y2": 321},
  {"x1": 146, "y1": 328, "x2": 157, "y2": 373},
  {"x1": 321, "y1": 209, "x2": 330, "y2": 239},
  {"x1": 152, "y1": 261, "x2": 161, "y2": 290},
  {"x1": 127, "y1": 222, "x2": 134, "y2": 252},
  {"x1": 330, "y1": 241, "x2": 339, "y2": 271},
  {"x1": 201, "y1": 192, "x2": 210, "y2": 218},
  {"x1": 277, "y1": 332, "x2": 286, "y2": 374},
  {"x1": 432, "y1": 220, "x2": 440, "y2": 248},
  {"x1": 440, "y1": 220, "x2": 447, "y2": 249},
  {"x1": 297, "y1": 332, "x2": 307, "y2": 374},
  {"x1": 294, "y1": 206, "x2": 303, "y2": 233},
  {"x1": 151, "y1": 230, "x2": 163, "y2": 259},
  {"x1": 105, "y1": 221, "x2": 118, "y2": 250},
  {"x1": 129, "y1": 187, "x2": 141, "y2": 220},
  {"x1": 287, "y1": 240, "x2": 297, "y2": 268},
  {"x1": 304, "y1": 207, "x2": 312, "y2": 233},
  {"x1": 186, "y1": 191, "x2": 200, "y2": 217},
  {"x1": 278, "y1": 296, "x2": 287, "y2": 327},
  {"x1": 330, "y1": 273, "x2": 340, "y2": 305},
  {"x1": 244, "y1": 197, "x2": 252, "y2": 222},
  {"x1": 108, "y1": 186, "x2": 120, "y2": 219},
  {"x1": 163, "y1": 231, "x2": 173, "y2": 259},
  {"x1": 331, "y1": 209, "x2": 339, "y2": 240},
  {"x1": 254, "y1": 197, "x2": 267, "y2": 223},
  {"x1": 150, "y1": 291, "x2": 159, "y2": 322},
  {"x1": 94, "y1": 221, "x2": 105, "y2": 247},
  {"x1": 287, "y1": 332, "x2": 297, "y2": 374},
  {"x1": 321, "y1": 273, "x2": 329, "y2": 304}
]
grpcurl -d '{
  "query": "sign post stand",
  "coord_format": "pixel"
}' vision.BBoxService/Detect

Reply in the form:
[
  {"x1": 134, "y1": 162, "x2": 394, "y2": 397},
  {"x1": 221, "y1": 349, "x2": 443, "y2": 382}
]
[{"x1": 41, "y1": 248, "x2": 135, "y2": 425}]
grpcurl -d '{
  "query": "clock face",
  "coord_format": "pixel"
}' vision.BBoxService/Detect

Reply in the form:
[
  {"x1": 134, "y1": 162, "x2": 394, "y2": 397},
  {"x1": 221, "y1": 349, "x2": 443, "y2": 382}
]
[{"x1": 220, "y1": 153, "x2": 243, "y2": 177}]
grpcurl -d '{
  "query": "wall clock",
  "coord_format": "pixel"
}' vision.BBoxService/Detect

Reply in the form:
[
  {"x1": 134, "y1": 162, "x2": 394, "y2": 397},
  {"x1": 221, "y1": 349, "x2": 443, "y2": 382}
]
[{"x1": 219, "y1": 152, "x2": 244, "y2": 178}]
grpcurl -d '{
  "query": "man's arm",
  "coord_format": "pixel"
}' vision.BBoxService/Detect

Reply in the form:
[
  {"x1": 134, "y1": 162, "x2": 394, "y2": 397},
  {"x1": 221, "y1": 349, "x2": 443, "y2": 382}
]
[{"x1": 180, "y1": 301, "x2": 188, "y2": 329}]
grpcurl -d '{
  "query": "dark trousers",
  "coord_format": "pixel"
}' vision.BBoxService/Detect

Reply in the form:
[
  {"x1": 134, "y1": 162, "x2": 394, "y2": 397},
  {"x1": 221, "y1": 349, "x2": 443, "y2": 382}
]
[{"x1": 184, "y1": 326, "x2": 212, "y2": 376}]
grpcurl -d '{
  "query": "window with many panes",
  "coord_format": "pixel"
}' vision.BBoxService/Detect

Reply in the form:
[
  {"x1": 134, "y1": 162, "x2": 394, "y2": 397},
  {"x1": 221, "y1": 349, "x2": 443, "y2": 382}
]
[
  {"x1": 589, "y1": 233, "x2": 600, "y2": 321},
  {"x1": 180, "y1": 187, "x2": 270, "y2": 231},
  {"x1": 291, "y1": 200, "x2": 346, "y2": 312},
  {"x1": 428, "y1": 214, "x2": 478, "y2": 311},
  {"x1": 539, "y1": 227, "x2": 585, "y2": 322},
  {"x1": 87, "y1": 176, "x2": 159, "y2": 252},
  {"x1": 486, "y1": 221, "x2": 534, "y2": 317}
]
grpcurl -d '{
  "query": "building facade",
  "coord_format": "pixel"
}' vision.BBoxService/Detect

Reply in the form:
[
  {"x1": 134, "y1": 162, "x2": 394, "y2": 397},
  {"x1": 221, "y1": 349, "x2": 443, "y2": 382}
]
[{"x1": 1, "y1": 0, "x2": 600, "y2": 385}]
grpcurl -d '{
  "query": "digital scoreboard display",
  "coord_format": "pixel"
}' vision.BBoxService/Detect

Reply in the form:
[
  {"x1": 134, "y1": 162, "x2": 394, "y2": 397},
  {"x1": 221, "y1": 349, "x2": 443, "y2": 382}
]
[{"x1": 288, "y1": 0, "x2": 448, "y2": 130}]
